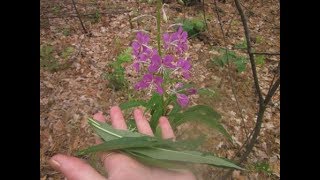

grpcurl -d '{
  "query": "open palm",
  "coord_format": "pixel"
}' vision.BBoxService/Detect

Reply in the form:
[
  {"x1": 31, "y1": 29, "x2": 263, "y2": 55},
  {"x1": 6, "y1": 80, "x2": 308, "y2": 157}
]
[{"x1": 49, "y1": 106, "x2": 196, "y2": 180}]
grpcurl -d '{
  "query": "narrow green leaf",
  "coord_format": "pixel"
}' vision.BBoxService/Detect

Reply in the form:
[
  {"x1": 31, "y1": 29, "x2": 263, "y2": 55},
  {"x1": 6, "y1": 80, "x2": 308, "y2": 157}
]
[
  {"x1": 169, "y1": 100, "x2": 182, "y2": 116},
  {"x1": 154, "y1": 126, "x2": 162, "y2": 138},
  {"x1": 88, "y1": 118, "x2": 202, "y2": 149},
  {"x1": 124, "y1": 150, "x2": 188, "y2": 169},
  {"x1": 84, "y1": 118, "x2": 241, "y2": 170},
  {"x1": 77, "y1": 136, "x2": 163, "y2": 156},
  {"x1": 145, "y1": 93, "x2": 164, "y2": 131},
  {"x1": 88, "y1": 118, "x2": 143, "y2": 141},
  {"x1": 145, "y1": 93, "x2": 162, "y2": 112},
  {"x1": 150, "y1": 105, "x2": 164, "y2": 131},
  {"x1": 129, "y1": 148, "x2": 243, "y2": 170},
  {"x1": 164, "y1": 94, "x2": 176, "y2": 108},
  {"x1": 119, "y1": 100, "x2": 147, "y2": 110}
]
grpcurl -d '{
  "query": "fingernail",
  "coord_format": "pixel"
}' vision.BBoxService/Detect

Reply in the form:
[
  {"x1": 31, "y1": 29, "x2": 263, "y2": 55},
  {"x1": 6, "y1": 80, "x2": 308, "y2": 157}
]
[{"x1": 49, "y1": 158, "x2": 61, "y2": 169}]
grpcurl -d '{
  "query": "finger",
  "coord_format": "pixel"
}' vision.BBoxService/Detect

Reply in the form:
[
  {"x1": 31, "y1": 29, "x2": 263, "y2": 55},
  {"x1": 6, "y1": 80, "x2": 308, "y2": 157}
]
[
  {"x1": 93, "y1": 111, "x2": 107, "y2": 122},
  {"x1": 159, "y1": 117, "x2": 175, "y2": 139},
  {"x1": 49, "y1": 154, "x2": 106, "y2": 180},
  {"x1": 93, "y1": 111, "x2": 107, "y2": 144},
  {"x1": 98, "y1": 106, "x2": 136, "y2": 176},
  {"x1": 101, "y1": 152, "x2": 141, "y2": 178},
  {"x1": 110, "y1": 106, "x2": 127, "y2": 130},
  {"x1": 93, "y1": 110, "x2": 125, "y2": 175},
  {"x1": 133, "y1": 108, "x2": 154, "y2": 136}
]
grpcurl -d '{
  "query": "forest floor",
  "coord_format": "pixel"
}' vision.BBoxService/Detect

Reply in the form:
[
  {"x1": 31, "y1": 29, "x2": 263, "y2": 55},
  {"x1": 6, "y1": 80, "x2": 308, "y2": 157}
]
[{"x1": 40, "y1": 0, "x2": 280, "y2": 179}]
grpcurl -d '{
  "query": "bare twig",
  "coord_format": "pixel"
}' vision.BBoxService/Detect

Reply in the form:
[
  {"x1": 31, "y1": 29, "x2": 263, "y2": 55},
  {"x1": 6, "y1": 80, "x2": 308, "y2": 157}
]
[
  {"x1": 156, "y1": 0, "x2": 162, "y2": 56},
  {"x1": 202, "y1": 0, "x2": 208, "y2": 29},
  {"x1": 264, "y1": 77, "x2": 280, "y2": 106},
  {"x1": 266, "y1": 61, "x2": 280, "y2": 98},
  {"x1": 232, "y1": 128, "x2": 254, "y2": 157},
  {"x1": 136, "y1": 0, "x2": 141, "y2": 28},
  {"x1": 238, "y1": 77, "x2": 279, "y2": 163},
  {"x1": 71, "y1": 0, "x2": 88, "y2": 34},
  {"x1": 234, "y1": 0, "x2": 264, "y2": 104},
  {"x1": 213, "y1": 0, "x2": 249, "y2": 139},
  {"x1": 253, "y1": 52, "x2": 280, "y2": 56},
  {"x1": 222, "y1": 0, "x2": 280, "y2": 178},
  {"x1": 223, "y1": 78, "x2": 279, "y2": 179}
]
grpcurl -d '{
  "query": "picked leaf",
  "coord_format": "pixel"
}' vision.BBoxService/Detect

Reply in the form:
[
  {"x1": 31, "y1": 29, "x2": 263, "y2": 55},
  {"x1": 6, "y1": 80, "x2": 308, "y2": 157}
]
[
  {"x1": 84, "y1": 118, "x2": 243, "y2": 170},
  {"x1": 124, "y1": 150, "x2": 188, "y2": 169},
  {"x1": 129, "y1": 148, "x2": 243, "y2": 170},
  {"x1": 88, "y1": 118, "x2": 143, "y2": 141},
  {"x1": 77, "y1": 136, "x2": 168, "y2": 156},
  {"x1": 119, "y1": 100, "x2": 147, "y2": 110}
]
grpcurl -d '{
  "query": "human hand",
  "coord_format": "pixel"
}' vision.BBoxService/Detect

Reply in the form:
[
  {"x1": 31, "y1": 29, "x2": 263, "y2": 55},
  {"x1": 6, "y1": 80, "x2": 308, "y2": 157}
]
[{"x1": 49, "y1": 106, "x2": 196, "y2": 180}]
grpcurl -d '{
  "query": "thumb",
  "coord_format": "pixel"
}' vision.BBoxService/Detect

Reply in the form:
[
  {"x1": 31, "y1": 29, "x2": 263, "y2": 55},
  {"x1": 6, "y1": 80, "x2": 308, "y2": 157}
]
[{"x1": 49, "y1": 154, "x2": 106, "y2": 180}]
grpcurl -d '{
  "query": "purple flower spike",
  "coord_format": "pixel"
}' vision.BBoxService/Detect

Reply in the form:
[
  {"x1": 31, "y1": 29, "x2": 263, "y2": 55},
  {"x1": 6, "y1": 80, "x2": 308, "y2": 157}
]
[
  {"x1": 134, "y1": 74, "x2": 153, "y2": 90},
  {"x1": 154, "y1": 76, "x2": 164, "y2": 94},
  {"x1": 163, "y1": 26, "x2": 188, "y2": 54},
  {"x1": 134, "y1": 74, "x2": 164, "y2": 95},
  {"x1": 177, "y1": 93, "x2": 189, "y2": 107},
  {"x1": 148, "y1": 54, "x2": 161, "y2": 73},
  {"x1": 177, "y1": 58, "x2": 192, "y2": 79},
  {"x1": 136, "y1": 32, "x2": 150, "y2": 44},
  {"x1": 132, "y1": 32, "x2": 153, "y2": 72},
  {"x1": 163, "y1": 55, "x2": 175, "y2": 69},
  {"x1": 148, "y1": 54, "x2": 176, "y2": 73},
  {"x1": 177, "y1": 58, "x2": 191, "y2": 70}
]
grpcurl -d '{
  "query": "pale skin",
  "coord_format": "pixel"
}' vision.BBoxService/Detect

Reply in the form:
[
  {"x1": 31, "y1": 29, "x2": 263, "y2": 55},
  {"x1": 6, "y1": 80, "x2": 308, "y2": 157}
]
[{"x1": 49, "y1": 106, "x2": 196, "y2": 180}]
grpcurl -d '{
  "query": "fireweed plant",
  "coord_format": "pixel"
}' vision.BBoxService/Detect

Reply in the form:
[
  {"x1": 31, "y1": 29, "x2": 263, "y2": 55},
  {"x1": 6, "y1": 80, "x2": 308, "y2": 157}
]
[
  {"x1": 125, "y1": 27, "x2": 232, "y2": 140},
  {"x1": 78, "y1": 3, "x2": 242, "y2": 171}
]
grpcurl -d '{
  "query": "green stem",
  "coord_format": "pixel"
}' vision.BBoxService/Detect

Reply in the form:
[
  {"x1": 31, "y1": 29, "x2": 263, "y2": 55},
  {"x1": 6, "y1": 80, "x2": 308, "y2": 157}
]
[
  {"x1": 156, "y1": 0, "x2": 162, "y2": 56},
  {"x1": 156, "y1": 0, "x2": 164, "y2": 116}
]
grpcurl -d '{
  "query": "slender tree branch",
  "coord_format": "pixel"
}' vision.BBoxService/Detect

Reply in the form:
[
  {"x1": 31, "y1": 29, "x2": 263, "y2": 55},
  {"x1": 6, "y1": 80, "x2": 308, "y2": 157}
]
[
  {"x1": 230, "y1": 61, "x2": 278, "y2": 158},
  {"x1": 202, "y1": 0, "x2": 208, "y2": 29},
  {"x1": 238, "y1": 77, "x2": 279, "y2": 164},
  {"x1": 222, "y1": 0, "x2": 280, "y2": 178},
  {"x1": 234, "y1": 0, "x2": 264, "y2": 104},
  {"x1": 264, "y1": 77, "x2": 280, "y2": 106},
  {"x1": 223, "y1": 76, "x2": 279, "y2": 179},
  {"x1": 253, "y1": 52, "x2": 280, "y2": 56},
  {"x1": 266, "y1": 61, "x2": 280, "y2": 97},
  {"x1": 71, "y1": 0, "x2": 88, "y2": 34}
]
